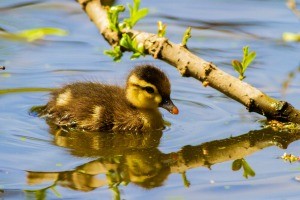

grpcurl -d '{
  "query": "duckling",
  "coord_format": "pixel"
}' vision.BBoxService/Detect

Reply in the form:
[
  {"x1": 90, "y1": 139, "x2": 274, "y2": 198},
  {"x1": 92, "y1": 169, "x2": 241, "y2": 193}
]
[{"x1": 41, "y1": 65, "x2": 178, "y2": 132}]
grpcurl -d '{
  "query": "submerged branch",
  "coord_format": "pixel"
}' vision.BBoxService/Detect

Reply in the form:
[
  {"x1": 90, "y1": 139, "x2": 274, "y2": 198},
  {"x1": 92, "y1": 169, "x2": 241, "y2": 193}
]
[{"x1": 77, "y1": 0, "x2": 300, "y2": 123}]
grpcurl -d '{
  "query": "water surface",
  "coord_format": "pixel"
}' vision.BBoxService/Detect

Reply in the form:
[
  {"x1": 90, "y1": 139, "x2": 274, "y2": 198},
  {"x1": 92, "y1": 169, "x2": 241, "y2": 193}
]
[{"x1": 0, "y1": 0, "x2": 300, "y2": 199}]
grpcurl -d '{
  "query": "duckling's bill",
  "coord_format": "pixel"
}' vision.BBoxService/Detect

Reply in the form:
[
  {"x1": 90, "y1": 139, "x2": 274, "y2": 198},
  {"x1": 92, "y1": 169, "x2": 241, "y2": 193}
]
[{"x1": 160, "y1": 99, "x2": 179, "y2": 115}]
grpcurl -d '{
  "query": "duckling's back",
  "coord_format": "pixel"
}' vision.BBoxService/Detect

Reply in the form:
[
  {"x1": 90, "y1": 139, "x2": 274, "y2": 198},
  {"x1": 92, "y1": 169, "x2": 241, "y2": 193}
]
[{"x1": 43, "y1": 82, "x2": 133, "y2": 131}]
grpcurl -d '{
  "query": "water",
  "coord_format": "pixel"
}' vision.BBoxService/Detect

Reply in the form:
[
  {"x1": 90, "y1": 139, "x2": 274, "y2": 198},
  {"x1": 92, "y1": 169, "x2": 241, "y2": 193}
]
[{"x1": 0, "y1": 0, "x2": 300, "y2": 199}]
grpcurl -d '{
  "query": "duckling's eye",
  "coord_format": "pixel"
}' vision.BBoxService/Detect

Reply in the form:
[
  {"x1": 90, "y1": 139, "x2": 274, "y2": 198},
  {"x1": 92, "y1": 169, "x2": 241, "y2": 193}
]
[{"x1": 144, "y1": 86, "x2": 154, "y2": 94}]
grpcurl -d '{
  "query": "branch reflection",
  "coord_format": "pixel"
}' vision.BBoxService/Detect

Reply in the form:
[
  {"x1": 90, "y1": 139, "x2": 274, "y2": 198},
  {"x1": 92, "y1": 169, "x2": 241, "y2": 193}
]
[{"x1": 26, "y1": 123, "x2": 300, "y2": 198}]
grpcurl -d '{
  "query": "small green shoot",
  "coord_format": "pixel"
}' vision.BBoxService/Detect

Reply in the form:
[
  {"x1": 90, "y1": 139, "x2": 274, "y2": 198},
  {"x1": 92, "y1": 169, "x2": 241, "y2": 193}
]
[
  {"x1": 157, "y1": 21, "x2": 167, "y2": 37},
  {"x1": 124, "y1": 0, "x2": 149, "y2": 29},
  {"x1": 231, "y1": 46, "x2": 256, "y2": 80},
  {"x1": 104, "y1": 46, "x2": 123, "y2": 62},
  {"x1": 181, "y1": 27, "x2": 191, "y2": 47},
  {"x1": 120, "y1": 33, "x2": 145, "y2": 60},
  {"x1": 105, "y1": 0, "x2": 149, "y2": 62},
  {"x1": 107, "y1": 5, "x2": 125, "y2": 33},
  {"x1": 232, "y1": 158, "x2": 255, "y2": 179}
]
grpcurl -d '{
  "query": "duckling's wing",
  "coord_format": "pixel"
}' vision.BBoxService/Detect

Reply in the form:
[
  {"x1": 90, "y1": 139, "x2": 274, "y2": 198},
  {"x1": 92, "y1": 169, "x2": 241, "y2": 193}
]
[{"x1": 42, "y1": 82, "x2": 122, "y2": 131}]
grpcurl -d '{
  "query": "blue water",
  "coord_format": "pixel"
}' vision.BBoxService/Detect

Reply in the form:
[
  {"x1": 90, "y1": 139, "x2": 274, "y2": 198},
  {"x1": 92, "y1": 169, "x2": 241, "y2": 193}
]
[{"x1": 0, "y1": 0, "x2": 300, "y2": 199}]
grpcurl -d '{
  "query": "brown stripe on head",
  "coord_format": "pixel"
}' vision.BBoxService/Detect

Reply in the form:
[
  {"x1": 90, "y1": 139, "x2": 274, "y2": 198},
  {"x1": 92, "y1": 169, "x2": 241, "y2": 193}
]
[{"x1": 127, "y1": 65, "x2": 171, "y2": 98}]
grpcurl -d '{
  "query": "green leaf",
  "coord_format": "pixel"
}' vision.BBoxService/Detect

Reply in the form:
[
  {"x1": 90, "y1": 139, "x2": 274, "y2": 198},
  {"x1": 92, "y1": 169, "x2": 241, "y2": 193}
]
[
  {"x1": 243, "y1": 51, "x2": 256, "y2": 72},
  {"x1": 231, "y1": 60, "x2": 243, "y2": 74},
  {"x1": 133, "y1": 0, "x2": 140, "y2": 12},
  {"x1": 120, "y1": 33, "x2": 133, "y2": 49},
  {"x1": 119, "y1": 33, "x2": 145, "y2": 59},
  {"x1": 130, "y1": 52, "x2": 141, "y2": 60},
  {"x1": 232, "y1": 46, "x2": 256, "y2": 80},
  {"x1": 135, "y1": 8, "x2": 149, "y2": 21},
  {"x1": 241, "y1": 46, "x2": 248, "y2": 67},
  {"x1": 243, "y1": 46, "x2": 249, "y2": 57},
  {"x1": 136, "y1": 43, "x2": 144, "y2": 54},
  {"x1": 14, "y1": 27, "x2": 68, "y2": 42},
  {"x1": 131, "y1": 38, "x2": 138, "y2": 49},
  {"x1": 120, "y1": 33, "x2": 144, "y2": 53},
  {"x1": 232, "y1": 159, "x2": 242, "y2": 171},
  {"x1": 241, "y1": 159, "x2": 255, "y2": 179},
  {"x1": 124, "y1": 0, "x2": 149, "y2": 28},
  {"x1": 242, "y1": 46, "x2": 256, "y2": 70},
  {"x1": 104, "y1": 46, "x2": 123, "y2": 62}
]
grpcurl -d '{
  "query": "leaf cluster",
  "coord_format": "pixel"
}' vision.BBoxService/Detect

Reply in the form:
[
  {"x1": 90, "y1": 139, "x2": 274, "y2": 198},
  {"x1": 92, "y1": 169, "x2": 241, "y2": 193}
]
[
  {"x1": 120, "y1": 33, "x2": 145, "y2": 59},
  {"x1": 231, "y1": 46, "x2": 256, "y2": 80},
  {"x1": 107, "y1": 5, "x2": 125, "y2": 32},
  {"x1": 105, "y1": 0, "x2": 148, "y2": 61},
  {"x1": 104, "y1": 46, "x2": 123, "y2": 62}
]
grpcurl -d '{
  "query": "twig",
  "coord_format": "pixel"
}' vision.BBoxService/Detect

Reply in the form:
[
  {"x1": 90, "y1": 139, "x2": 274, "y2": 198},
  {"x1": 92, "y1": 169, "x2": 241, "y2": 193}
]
[{"x1": 77, "y1": 0, "x2": 300, "y2": 123}]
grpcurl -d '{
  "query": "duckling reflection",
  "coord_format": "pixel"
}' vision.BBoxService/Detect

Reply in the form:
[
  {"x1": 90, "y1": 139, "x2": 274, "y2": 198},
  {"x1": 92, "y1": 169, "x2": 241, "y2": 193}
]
[
  {"x1": 38, "y1": 65, "x2": 178, "y2": 133},
  {"x1": 28, "y1": 123, "x2": 169, "y2": 191},
  {"x1": 50, "y1": 123, "x2": 163, "y2": 157}
]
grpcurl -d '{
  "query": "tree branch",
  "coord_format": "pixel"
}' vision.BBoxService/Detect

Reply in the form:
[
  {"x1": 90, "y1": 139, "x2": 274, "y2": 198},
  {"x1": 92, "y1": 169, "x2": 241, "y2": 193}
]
[{"x1": 77, "y1": 0, "x2": 300, "y2": 123}]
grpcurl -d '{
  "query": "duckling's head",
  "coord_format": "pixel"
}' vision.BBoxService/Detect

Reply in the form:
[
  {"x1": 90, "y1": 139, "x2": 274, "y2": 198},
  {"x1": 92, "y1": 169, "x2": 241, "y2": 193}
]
[{"x1": 126, "y1": 65, "x2": 178, "y2": 114}]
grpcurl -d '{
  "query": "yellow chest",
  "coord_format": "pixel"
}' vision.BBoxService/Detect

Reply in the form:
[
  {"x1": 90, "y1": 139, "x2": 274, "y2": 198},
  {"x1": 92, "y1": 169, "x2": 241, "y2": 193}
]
[{"x1": 140, "y1": 109, "x2": 164, "y2": 130}]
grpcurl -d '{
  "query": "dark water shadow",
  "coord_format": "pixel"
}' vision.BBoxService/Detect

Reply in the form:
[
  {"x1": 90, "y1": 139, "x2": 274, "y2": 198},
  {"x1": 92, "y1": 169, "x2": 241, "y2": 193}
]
[{"x1": 16, "y1": 120, "x2": 300, "y2": 199}]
